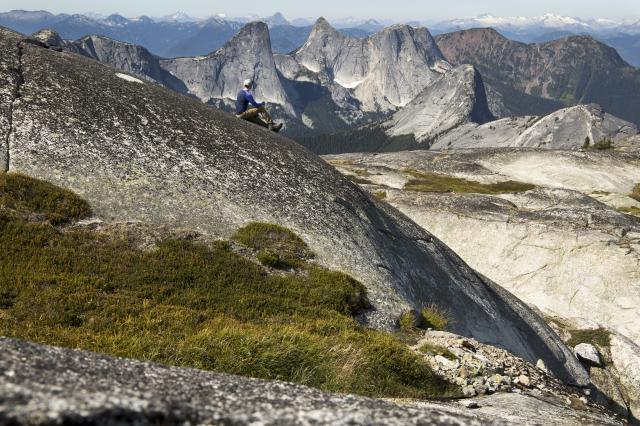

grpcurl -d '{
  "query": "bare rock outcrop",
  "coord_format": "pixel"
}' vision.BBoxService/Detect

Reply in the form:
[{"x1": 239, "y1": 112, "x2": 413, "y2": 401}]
[
  {"x1": 292, "y1": 18, "x2": 449, "y2": 112},
  {"x1": 0, "y1": 337, "x2": 490, "y2": 425},
  {"x1": 433, "y1": 104, "x2": 639, "y2": 150},
  {"x1": 160, "y1": 21, "x2": 293, "y2": 113},
  {"x1": 0, "y1": 27, "x2": 589, "y2": 385},
  {"x1": 385, "y1": 65, "x2": 494, "y2": 143}
]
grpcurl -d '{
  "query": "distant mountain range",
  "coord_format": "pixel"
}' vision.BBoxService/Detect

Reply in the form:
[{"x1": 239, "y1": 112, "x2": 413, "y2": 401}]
[
  {"x1": 429, "y1": 14, "x2": 640, "y2": 66},
  {"x1": 3, "y1": 10, "x2": 639, "y2": 65},
  {"x1": 0, "y1": 10, "x2": 383, "y2": 58}
]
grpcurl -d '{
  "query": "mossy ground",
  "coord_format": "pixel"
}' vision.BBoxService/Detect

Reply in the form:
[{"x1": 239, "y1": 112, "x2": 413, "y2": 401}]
[
  {"x1": 418, "y1": 343, "x2": 456, "y2": 361},
  {"x1": 0, "y1": 173, "x2": 457, "y2": 399},
  {"x1": 566, "y1": 328, "x2": 612, "y2": 348},
  {"x1": 403, "y1": 169, "x2": 535, "y2": 195},
  {"x1": 232, "y1": 222, "x2": 314, "y2": 269}
]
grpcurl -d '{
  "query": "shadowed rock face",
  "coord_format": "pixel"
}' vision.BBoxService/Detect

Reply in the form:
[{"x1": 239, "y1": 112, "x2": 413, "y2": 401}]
[
  {"x1": 386, "y1": 65, "x2": 495, "y2": 143},
  {"x1": 435, "y1": 29, "x2": 640, "y2": 126},
  {"x1": 0, "y1": 26, "x2": 588, "y2": 385},
  {"x1": 59, "y1": 34, "x2": 190, "y2": 94}
]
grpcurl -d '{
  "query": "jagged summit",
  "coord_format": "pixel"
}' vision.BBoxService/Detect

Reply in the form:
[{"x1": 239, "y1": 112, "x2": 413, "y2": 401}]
[
  {"x1": 0, "y1": 26, "x2": 588, "y2": 386},
  {"x1": 160, "y1": 21, "x2": 292, "y2": 111},
  {"x1": 293, "y1": 20, "x2": 448, "y2": 111},
  {"x1": 307, "y1": 17, "x2": 341, "y2": 38}
]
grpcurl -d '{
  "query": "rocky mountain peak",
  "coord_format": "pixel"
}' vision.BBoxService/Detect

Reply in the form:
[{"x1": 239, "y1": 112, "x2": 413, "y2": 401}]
[
  {"x1": 266, "y1": 12, "x2": 290, "y2": 27},
  {"x1": 310, "y1": 17, "x2": 340, "y2": 37},
  {"x1": 160, "y1": 21, "x2": 292, "y2": 112},
  {"x1": 224, "y1": 20, "x2": 272, "y2": 53},
  {"x1": 386, "y1": 64, "x2": 494, "y2": 143}
]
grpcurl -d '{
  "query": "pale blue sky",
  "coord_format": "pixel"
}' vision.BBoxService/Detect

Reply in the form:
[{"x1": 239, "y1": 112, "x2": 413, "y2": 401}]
[{"x1": 3, "y1": 0, "x2": 639, "y2": 21}]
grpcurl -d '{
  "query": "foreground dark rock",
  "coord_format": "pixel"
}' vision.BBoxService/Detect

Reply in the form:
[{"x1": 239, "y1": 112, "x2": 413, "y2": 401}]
[
  {"x1": 0, "y1": 338, "x2": 621, "y2": 426},
  {"x1": 0, "y1": 26, "x2": 589, "y2": 385},
  {"x1": 0, "y1": 338, "x2": 481, "y2": 425}
]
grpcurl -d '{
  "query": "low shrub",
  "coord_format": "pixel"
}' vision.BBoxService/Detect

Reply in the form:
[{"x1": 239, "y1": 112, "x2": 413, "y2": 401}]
[
  {"x1": 374, "y1": 191, "x2": 387, "y2": 200},
  {"x1": 233, "y1": 222, "x2": 314, "y2": 269},
  {"x1": 631, "y1": 184, "x2": 640, "y2": 202},
  {"x1": 0, "y1": 172, "x2": 91, "y2": 223},
  {"x1": 421, "y1": 304, "x2": 451, "y2": 331}
]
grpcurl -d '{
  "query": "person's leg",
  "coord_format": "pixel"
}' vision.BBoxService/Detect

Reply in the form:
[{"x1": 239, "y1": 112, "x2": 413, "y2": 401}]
[
  {"x1": 257, "y1": 105, "x2": 275, "y2": 127},
  {"x1": 238, "y1": 108, "x2": 269, "y2": 128}
]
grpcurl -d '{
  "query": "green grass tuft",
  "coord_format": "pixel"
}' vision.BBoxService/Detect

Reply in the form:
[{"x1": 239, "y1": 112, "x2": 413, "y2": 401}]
[
  {"x1": 403, "y1": 170, "x2": 535, "y2": 195},
  {"x1": 374, "y1": 191, "x2": 387, "y2": 200},
  {"x1": 590, "y1": 138, "x2": 614, "y2": 150},
  {"x1": 398, "y1": 311, "x2": 419, "y2": 333},
  {"x1": 421, "y1": 305, "x2": 451, "y2": 331},
  {"x1": 0, "y1": 177, "x2": 457, "y2": 399},
  {"x1": 0, "y1": 172, "x2": 91, "y2": 224},
  {"x1": 418, "y1": 343, "x2": 456, "y2": 360},
  {"x1": 567, "y1": 328, "x2": 612, "y2": 348},
  {"x1": 233, "y1": 222, "x2": 314, "y2": 269}
]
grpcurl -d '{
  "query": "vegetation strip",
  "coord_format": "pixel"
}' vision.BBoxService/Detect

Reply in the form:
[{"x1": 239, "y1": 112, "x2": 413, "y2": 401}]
[
  {"x1": 0, "y1": 172, "x2": 457, "y2": 399},
  {"x1": 403, "y1": 169, "x2": 535, "y2": 195}
]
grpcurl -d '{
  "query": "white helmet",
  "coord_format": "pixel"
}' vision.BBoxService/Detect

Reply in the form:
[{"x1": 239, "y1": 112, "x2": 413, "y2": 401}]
[{"x1": 243, "y1": 78, "x2": 253, "y2": 88}]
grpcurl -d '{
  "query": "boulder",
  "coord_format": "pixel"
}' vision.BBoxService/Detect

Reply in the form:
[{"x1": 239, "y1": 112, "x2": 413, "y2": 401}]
[
  {"x1": 0, "y1": 337, "x2": 488, "y2": 425},
  {"x1": 574, "y1": 343, "x2": 603, "y2": 367}
]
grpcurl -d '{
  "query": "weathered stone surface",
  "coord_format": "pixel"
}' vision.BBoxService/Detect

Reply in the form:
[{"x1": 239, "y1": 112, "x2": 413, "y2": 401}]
[
  {"x1": 385, "y1": 65, "x2": 494, "y2": 143},
  {"x1": 410, "y1": 393, "x2": 623, "y2": 426},
  {"x1": 610, "y1": 335, "x2": 640, "y2": 423},
  {"x1": 433, "y1": 104, "x2": 638, "y2": 150},
  {"x1": 326, "y1": 149, "x2": 640, "y2": 345},
  {"x1": 293, "y1": 18, "x2": 448, "y2": 112},
  {"x1": 0, "y1": 27, "x2": 588, "y2": 385},
  {"x1": 0, "y1": 337, "x2": 493, "y2": 425},
  {"x1": 327, "y1": 148, "x2": 640, "y2": 422},
  {"x1": 575, "y1": 344, "x2": 603, "y2": 367},
  {"x1": 160, "y1": 22, "x2": 293, "y2": 113},
  {"x1": 0, "y1": 27, "x2": 21, "y2": 171}
]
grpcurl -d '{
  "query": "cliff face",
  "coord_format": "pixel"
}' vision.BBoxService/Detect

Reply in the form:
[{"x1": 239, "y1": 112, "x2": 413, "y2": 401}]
[
  {"x1": 386, "y1": 65, "x2": 495, "y2": 143},
  {"x1": 292, "y1": 18, "x2": 448, "y2": 112},
  {"x1": 0, "y1": 27, "x2": 589, "y2": 385},
  {"x1": 435, "y1": 29, "x2": 640, "y2": 126},
  {"x1": 160, "y1": 22, "x2": 292, "y2": 113}
]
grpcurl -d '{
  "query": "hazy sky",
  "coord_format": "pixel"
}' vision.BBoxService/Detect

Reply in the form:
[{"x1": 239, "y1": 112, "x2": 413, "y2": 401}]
[{"x1": 3, "y1": 0, "x2": 639, "y2": 21}]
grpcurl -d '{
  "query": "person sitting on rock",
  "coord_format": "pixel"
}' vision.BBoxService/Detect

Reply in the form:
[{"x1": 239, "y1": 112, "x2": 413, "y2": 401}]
[{"x1": 236, "y1": 79, "x2": 283, "y2": 133}]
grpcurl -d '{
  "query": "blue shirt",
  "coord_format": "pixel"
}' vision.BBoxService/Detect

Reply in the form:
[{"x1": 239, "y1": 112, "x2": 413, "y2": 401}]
[{"x1": 236, "y1": 89, "x2": 264, "y2": 114}]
